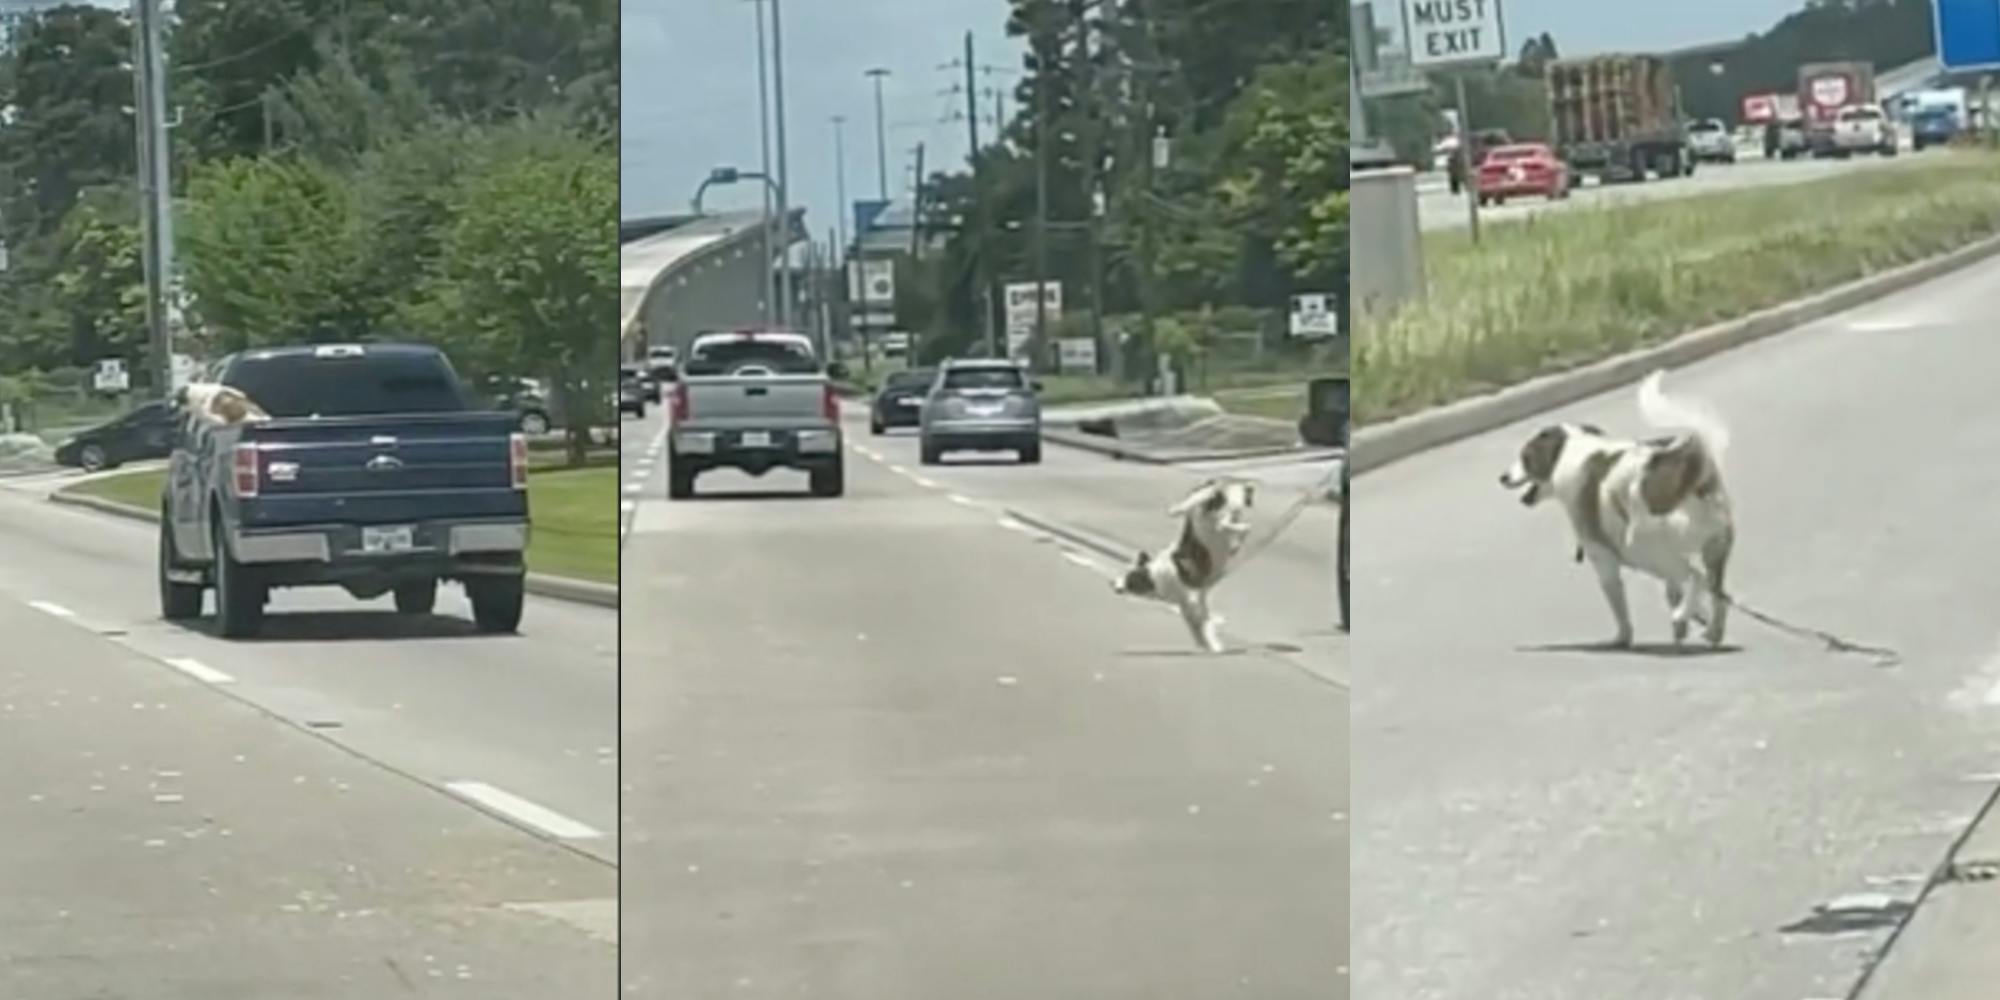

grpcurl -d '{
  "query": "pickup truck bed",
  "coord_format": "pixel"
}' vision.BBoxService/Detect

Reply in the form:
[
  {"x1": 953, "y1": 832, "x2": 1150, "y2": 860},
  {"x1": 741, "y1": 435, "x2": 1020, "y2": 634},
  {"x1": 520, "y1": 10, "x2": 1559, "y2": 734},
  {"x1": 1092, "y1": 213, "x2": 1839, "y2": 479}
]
[{"x1": 667, "y1": 331, "x2": 845, "y2": 499}]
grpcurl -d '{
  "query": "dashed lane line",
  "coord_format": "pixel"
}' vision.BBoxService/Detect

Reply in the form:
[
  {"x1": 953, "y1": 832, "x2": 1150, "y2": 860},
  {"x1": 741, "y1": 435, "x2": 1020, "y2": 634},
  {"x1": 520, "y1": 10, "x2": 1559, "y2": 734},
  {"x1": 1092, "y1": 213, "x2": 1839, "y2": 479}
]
[{"x1": 446, "y1": 780, "x2": 603, "y2": 840}]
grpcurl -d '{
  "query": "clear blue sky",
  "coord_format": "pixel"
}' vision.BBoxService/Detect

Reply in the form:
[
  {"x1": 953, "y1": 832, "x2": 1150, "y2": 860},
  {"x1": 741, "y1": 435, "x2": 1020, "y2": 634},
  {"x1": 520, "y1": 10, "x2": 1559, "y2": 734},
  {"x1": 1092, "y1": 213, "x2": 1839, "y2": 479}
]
[
  {"x1": 621, "y1": 0, "x2": 1025, "y2": 242},
  {"x1": 1500, "y1": 0, "x2": 1818, "y2": 55}
]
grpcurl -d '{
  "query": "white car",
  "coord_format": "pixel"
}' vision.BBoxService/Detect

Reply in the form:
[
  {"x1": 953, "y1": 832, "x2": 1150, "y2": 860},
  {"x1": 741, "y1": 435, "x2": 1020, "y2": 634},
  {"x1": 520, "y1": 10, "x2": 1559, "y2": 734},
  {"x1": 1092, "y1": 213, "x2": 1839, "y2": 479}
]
[
  {"x1": 1831, "y1": 104, "x2": 1898, "y2": 156},
  {"x1": 1687, "y1": 119, "x2": 1735, "y2": 163}
]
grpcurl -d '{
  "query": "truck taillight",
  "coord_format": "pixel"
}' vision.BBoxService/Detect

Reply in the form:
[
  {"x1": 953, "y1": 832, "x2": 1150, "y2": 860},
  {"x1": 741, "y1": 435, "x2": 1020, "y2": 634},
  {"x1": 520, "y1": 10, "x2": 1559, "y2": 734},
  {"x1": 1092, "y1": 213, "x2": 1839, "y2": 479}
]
[
  {"x1": 671, "y1": 382, "x2": 690, "y2": 422},
  {"x1": 822, "y1": 384, "x2": 839, "y2": 422},
  {"x1": 232, "y1": 444, "x2": 260, "y2": 498},
  {"x1": 509, "y1": 433, "x2": 528, "y2": 490}
]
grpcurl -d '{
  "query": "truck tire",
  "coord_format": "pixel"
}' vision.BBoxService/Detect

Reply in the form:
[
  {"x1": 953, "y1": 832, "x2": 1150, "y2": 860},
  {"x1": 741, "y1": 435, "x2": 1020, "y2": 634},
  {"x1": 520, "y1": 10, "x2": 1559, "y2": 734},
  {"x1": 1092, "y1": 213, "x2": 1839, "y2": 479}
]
[
  {"x1": 920, "y1": 440, "x2": 944, "y2": 465},
  {"x1": 810, "y1": 459, "x2": 845, "y2": 498},
  {"x1": 467, "y1": 576, "x2": 525, "y2": 633},
  {"x1": 394, "y1": 579, "x2": 438, "y2": 614},
  {"x1": 210, "y1": 512, "x2": 265, "y2": 639},
  {"x1": 668, "y1": 463, "x2": 696, "y2": 499},
  {"x1": 158, "y1": 513, "x2": 203, "y2": 622}
]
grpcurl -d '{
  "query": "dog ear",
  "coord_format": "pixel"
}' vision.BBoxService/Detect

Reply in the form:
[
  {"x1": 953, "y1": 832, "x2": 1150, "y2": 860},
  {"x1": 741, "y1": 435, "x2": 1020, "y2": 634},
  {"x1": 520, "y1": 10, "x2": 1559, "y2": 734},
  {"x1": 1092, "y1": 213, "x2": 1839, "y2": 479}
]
[{"x1": 1167, "y1": 480, "x2": 1218, "y2": 517}]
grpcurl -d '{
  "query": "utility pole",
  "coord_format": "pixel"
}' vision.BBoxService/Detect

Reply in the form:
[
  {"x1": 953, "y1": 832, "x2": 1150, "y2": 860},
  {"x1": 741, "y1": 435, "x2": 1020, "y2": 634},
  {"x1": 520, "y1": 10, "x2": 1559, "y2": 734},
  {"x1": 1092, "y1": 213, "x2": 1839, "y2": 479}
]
[
  {"x1": 133, "y1": 0, "x2": 174, "y2": 399},
  {"x1": 750, "y1": 0, "x2": 775, "y2": 326},
  {"x1": 1032, "y1": 16, "x2": 1052, "y2": 372},
  {"x1": 866, "y1": 68, "x2": 892, "y2": 201},
  {"x1": 908, "y1": 143, "x2": 926, "y2": 259},
  {"x1": 831, "y1": 115, "x2": 850, "y2": 261},
  {"x1": 962, "y1": 32, "x2": 998, "y2": 358},
  {"x1": 770, "y1": 0, "x2": 794, "y2": 330}
]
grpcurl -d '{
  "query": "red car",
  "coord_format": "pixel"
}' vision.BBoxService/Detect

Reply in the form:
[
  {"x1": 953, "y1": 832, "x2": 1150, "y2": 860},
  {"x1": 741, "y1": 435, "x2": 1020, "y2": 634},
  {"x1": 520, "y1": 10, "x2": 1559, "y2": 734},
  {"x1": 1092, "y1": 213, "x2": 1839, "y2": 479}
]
[{"x1": 1475, "y1": 143, "x2": 1572, "y2": 206}]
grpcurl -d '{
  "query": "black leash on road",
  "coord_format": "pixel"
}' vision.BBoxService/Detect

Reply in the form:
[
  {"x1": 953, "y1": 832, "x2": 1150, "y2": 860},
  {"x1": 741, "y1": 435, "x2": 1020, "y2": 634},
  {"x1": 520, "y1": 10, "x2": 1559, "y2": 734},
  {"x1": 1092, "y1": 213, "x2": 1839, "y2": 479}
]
[{"x1": 1714, "y1": 589, "x2": 1900, "y2": 667}]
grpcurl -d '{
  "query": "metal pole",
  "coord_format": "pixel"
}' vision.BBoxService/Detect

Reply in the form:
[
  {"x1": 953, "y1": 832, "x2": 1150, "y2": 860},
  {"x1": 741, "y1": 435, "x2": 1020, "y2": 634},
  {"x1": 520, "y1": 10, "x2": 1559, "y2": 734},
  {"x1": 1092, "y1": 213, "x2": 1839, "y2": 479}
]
[
  {"x1": 770, "y1": 0, "x2": 794, "y2": 330},
  {"x1": 751, "y1": 0, "x2": 774, "y2": 326},
  {"x1": 1456, "y1": 74, "x2": 1481, "y2": 244},
  {"x1": 866, "y1": 68, "x2": 891, "y2": 201},
  {"x1": 832, "y1": 116, "x2": 849, "y2": 260}
]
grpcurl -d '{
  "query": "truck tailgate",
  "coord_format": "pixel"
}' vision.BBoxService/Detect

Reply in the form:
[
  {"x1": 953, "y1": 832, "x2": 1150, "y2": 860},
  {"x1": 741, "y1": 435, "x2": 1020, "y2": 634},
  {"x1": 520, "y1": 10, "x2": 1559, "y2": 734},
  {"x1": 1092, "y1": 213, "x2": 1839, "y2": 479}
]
[
  {"x1": 237, "y1": 412, "x2": 525, "y2": 528},
  {"x1": 682, "y1": 375, "x2": 830, "y2": 428}
]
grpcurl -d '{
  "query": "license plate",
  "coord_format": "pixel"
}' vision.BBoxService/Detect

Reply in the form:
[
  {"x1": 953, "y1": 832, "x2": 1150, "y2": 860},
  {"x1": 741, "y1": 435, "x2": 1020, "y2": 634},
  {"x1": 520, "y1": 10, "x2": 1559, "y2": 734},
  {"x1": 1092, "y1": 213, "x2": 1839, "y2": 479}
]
[
  {"x1": 362, "y1": 525, "x2": 414, "y2": 554},
  {"x1": 740, "y1": 431, "x2": 773, "y2": 448},
  {"x1": 968, "y1": 404, "x2": 1003, "y2": 417},
  {"x1": 899, "y1": 398, "x2": 920, "y2": 407}
]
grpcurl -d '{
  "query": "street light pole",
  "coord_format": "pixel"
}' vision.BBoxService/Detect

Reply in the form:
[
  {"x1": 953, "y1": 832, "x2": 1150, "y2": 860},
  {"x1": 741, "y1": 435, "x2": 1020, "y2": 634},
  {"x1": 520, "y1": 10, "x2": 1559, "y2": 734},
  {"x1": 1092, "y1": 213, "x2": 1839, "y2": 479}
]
[
  {"x1": 831, "y1": 115, "x2": 850, "y2": 260},
  {"x1": 866, "y1": 68, "x2": 892, "y2": 201},
  {"x1": 749, "y1": 0, "x2": 775, "y2": 326},
  {"x1": 770, "y1": 0, "x2": 794, "y2": 330}
]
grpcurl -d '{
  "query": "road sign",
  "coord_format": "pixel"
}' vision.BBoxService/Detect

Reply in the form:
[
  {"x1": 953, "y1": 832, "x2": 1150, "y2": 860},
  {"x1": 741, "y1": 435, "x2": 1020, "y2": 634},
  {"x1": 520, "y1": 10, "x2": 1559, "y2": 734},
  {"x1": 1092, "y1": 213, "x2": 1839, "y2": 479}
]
[
  {"x1": 1056, "y1": 338, "x2": 1097, "y2": 374},
  {"x1": 1003, "y1": 281, "x2": 1062, "y2": 360},
  {"x1": 1403, "y1": 0, "x2": 1506, "y2": 69},
  {"x1": 93, "y1": 358, "x2": 129, "y2": 394},
  {"x1": 1290, "y1": 293, "x2": 1339, "y2": 339},
  {"x1": 1935, "y1": 0, "x2": 2000, "y2": 73},
  {"x1": 1356, "y1": 2, "x2": 1432, "y2": 98}
]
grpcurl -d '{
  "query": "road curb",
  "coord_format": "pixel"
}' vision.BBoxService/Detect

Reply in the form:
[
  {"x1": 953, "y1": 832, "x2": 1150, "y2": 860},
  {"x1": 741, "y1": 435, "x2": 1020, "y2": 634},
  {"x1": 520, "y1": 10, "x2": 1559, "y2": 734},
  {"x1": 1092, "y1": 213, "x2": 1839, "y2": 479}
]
[
  {"x1": 46, "y1": 490, "x2": 619, "y2": 609},
  {"x1": 1043, "y1": 426, "x2": 1321, "y2": 466},
  {"x1": 1351, "y1": 230, "x2": 2000, "y2": 475}
]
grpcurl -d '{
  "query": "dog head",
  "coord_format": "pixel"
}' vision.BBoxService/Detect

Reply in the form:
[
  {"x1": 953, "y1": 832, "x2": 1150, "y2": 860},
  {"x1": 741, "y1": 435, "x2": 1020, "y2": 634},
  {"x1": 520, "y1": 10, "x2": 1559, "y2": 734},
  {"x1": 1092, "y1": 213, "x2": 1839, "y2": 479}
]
[
  {"x1": 1499, "y1": 424, "x2": 1602, "y2": 507},
  {"x1": 1168, "y1": 478, "x2": 1255, "y2": 534}
]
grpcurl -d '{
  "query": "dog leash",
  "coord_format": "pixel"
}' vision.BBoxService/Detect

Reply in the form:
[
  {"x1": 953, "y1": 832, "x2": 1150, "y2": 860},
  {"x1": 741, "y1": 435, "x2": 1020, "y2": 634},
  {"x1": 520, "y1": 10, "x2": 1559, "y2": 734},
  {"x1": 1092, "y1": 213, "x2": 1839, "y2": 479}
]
[
  {"x1": 1228, "y1": 461, "x2": 1344, "y2": 572},
  {"x1": 1714, "y1": 589, "x2": 1901, "y2": 667}
]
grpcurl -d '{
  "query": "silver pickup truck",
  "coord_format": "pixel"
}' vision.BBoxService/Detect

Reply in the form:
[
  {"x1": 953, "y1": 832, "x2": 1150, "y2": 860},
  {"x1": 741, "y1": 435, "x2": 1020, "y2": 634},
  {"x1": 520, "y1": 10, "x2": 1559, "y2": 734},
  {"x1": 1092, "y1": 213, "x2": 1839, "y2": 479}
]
[{"x1": 666, "y1": 331, "x2": 848, "y2": 499}]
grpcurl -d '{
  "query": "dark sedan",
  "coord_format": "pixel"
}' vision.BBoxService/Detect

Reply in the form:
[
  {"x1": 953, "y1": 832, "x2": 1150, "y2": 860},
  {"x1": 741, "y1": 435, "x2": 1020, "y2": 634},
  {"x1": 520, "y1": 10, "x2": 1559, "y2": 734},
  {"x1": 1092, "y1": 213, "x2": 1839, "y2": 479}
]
[
  {"x1": 869, "y1": 368, "x2": 936, "y2": 435},
  {"x1": 55, "y1": 401, "x2": 179, "y2": 472}
]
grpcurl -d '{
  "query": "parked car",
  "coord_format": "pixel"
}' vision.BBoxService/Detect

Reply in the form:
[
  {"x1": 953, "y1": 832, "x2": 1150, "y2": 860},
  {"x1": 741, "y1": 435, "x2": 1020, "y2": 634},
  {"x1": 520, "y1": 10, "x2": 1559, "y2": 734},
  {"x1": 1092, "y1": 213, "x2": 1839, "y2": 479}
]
[
  {"x1": 619, "y1": 366, "x2": 649, "y2": 417},
  {"x1": 1686, "y1": 118, "x2": 1736, "y2": 163},
  {"x1": 482, "y1": 376, "x2": 553, "y2": 435},
  {"x1": 1832, "y1": 103, "x2": 1898, "y2": 156},
  {"x1": 1475, "y1": 143, "x2": 1572, "y2": 207},
  {"x1": 158, "y1": 343, "x2": 529, "y2": 638},
  {"x1": 1771, "y1": 116, "x2": 1811, "y2": 159},
  {"x1": 55, "y1": 401, "x2": 178, "y2": 472},
  {"x1": 667, "y1": 330, "x2": 848, "y2": 498},
  {"x1": 919, "y1": 358, "x2": 1043, "y2": 466},
  {"x1": 869, "y1": 368, "x2": 937, "y2": 435}
]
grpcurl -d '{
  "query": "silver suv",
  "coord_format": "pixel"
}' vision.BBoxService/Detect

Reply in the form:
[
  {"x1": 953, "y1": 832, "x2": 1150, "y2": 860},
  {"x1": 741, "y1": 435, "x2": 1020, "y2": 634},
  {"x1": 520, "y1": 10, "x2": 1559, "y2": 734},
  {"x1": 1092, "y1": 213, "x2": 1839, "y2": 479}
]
[{"x1": 919, "y1": 358, "x2": 1043, "y2": 465}]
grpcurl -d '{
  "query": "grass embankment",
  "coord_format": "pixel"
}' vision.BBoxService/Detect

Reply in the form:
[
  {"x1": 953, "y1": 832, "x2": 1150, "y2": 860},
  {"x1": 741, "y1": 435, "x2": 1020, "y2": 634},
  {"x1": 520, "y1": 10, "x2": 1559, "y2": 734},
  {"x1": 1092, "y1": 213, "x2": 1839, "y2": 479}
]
[
  {"x1": 1353, "y1": 153, "x2": 2000, "y2": 425},
  {"x1": 63, "y1": 453, "x2": 618, "y2": 584}
]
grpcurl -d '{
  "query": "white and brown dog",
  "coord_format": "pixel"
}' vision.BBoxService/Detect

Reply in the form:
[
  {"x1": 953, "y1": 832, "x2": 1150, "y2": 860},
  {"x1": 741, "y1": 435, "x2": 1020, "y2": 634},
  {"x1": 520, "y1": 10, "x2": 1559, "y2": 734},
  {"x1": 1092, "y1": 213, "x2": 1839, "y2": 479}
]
[
  {"x1": 1113, "y1": 478, "x2": 1256, "y2": 653},
  {"x1": 174, "y1": 382, "x2": 269, "y2": 427},
  {"x1": 1499, "y1": 370, "x2": 1735, "y2": 649}
]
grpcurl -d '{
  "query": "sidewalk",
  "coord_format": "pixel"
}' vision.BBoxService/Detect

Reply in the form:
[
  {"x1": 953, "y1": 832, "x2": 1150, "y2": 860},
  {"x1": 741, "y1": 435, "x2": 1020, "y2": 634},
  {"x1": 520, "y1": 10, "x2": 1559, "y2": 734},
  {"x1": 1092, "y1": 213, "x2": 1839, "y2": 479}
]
[{"x1": 1855, "y1": 785, "x2": 2000, "y2": 998}]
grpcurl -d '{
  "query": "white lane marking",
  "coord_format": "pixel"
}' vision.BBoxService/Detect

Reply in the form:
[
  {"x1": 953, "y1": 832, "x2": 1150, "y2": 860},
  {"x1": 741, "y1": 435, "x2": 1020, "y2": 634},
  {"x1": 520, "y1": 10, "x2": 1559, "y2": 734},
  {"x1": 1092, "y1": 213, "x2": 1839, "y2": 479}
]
[
  {"x1": 622, "y1": 483, "x2": 644, "y2": 495},
  {"x1": 446, "y1": 781, "x2": 603, "y2": 840},
  {"x1": 947, "y1": 493, "x2": 978, "y2": 507},
  {"x1": 619, "y1": 500, "x2": 637, "y2": 514},
  {"x1": 27, "y1": 600, "x2": 75, "y2": 619},
  {"x1": 911, "y1": 475, "x2": 942, "y2": 490},
  {"x1": 164, "y1": 657, "x2": 234, "y2": 684},
  {"x1": 1061, "y1": 551, "x2": 1102, "y2": 570},
  {"x1": 997, "y1": 516, "x2": 1035, "y2": 535}
]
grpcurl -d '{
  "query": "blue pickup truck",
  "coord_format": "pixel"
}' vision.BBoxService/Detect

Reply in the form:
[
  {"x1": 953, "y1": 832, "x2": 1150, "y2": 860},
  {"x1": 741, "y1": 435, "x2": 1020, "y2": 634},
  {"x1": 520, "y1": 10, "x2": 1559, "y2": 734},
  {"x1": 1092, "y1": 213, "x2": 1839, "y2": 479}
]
[{"x1": 157, "y1": 343, "x2": 531, "y2": 638}]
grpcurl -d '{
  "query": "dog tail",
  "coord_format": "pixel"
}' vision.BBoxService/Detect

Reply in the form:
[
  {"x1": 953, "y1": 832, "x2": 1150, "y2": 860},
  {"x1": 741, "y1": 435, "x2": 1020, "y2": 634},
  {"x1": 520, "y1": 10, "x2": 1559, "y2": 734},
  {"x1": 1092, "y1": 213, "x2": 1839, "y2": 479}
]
[{"x1": 1638, "y1": 370, "x2": 1730, "y2": 468}]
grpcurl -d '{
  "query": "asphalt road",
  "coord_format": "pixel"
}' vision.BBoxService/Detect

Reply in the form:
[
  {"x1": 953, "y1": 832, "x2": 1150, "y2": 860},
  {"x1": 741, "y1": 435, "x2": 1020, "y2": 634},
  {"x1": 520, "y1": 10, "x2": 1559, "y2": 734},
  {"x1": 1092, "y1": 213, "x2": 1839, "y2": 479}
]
[
  {"x1": 1354, "y1": 253, "x2": 2000, "y2": 998},
  {"x1": 0, "y1": 517, "x2": 616, "y2": 995},
  {"x1": 1418, "y1": 142, "x2": 1929, "y2": 232},
  {"x1": 622, "y1": 406, "x2": 1346, "y2": 998}
]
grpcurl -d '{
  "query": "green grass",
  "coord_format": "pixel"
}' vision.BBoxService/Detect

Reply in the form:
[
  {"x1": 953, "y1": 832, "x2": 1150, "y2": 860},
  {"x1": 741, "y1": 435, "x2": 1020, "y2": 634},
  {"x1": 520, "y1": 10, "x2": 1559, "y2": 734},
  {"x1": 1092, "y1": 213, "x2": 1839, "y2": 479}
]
[
  {"x1": 1353, "y1": 152, "x2": 2000, "y2": 425},
  {"x1": 65, "y1": 463, "x2": 618, "y2": 584}
]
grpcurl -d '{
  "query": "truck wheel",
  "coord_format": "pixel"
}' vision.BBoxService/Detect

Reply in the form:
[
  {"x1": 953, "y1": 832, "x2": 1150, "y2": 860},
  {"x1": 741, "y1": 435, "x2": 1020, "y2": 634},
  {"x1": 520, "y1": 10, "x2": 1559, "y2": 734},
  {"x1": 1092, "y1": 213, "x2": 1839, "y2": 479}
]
[
  {"x1": 394, "y1": 579, "x2": 438, "y2": 614},
  {"x1": 809, "y1": 460, "x2": 845, "y2": 498},
  {"x1": 920, "y1": 441, "x2": 944, "y2": 465},
  {"x1": 1019, "y1": 442, "x2": 1042, "y2": 465},
  {"x1": 210, "y1": 513, "x2": 264, "y2": 639},
  {"x1": 158, "y1": 514, "x2": 203, "y2": 621},
  {"x1": 467, "y1": 576, "x2": 525, "y2": 633},
  {"x1": 668, "y1": 463, "x2": 696, "y2": 499}
]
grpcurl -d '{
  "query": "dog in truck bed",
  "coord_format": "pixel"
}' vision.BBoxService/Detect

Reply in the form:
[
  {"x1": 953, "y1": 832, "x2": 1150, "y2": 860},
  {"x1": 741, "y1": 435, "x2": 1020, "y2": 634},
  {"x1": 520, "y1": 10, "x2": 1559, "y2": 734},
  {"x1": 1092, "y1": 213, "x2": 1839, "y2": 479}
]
[{"x1": 175, "y1": 383, "x2": 269, "y2": 427}]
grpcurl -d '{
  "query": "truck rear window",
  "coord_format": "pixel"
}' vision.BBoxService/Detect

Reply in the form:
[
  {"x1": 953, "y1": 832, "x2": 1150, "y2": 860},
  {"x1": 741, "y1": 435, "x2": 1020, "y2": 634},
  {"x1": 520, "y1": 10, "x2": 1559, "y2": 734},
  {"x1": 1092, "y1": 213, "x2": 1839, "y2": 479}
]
[
  {"x1": 942, "y1": 367, "x2": 1025, "y2": 391},
  {"x1": 685, "y1": 338, "x2": 820, "y2": 376},
  {"x1": 224, "y1": 352, "x2": 468, "y2": 418}
]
